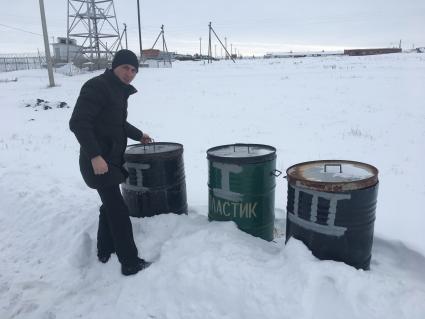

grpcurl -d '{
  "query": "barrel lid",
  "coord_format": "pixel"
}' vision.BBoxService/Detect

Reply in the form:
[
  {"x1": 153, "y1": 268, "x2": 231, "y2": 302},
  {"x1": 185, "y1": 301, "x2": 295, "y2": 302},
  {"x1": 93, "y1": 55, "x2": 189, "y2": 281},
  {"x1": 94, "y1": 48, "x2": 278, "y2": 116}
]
[
  {"x1": 286, "y1": 160, "x2": 379, "y2": 192},
  {"x1": 125, "y1": 142, "x2": 183, "y2": 160},
  {"x1": 207, "y1": 143, "x2": 276, "y2": 164}
]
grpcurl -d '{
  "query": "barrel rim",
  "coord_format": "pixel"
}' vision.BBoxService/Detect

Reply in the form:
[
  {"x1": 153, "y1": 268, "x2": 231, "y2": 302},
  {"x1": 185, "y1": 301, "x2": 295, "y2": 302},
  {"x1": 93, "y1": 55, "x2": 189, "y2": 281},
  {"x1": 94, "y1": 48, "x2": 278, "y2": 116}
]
[
  {"x1": 207, "y1": 143, "x2": 276, "y2": 164},
  {"x1": 286, "y1": 160, "x2": 379, "y2": 192},
  {"x1": 125, "y1": 142, "x2": 183, "y2": 160}
]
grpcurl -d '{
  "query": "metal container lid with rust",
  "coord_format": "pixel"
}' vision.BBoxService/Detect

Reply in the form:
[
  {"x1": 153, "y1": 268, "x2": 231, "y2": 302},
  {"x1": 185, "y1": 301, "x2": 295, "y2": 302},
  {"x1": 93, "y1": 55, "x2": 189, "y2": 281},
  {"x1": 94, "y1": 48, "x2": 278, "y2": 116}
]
[{"x1": 286, "y1": 160, "x2": 379, "y2": 192}]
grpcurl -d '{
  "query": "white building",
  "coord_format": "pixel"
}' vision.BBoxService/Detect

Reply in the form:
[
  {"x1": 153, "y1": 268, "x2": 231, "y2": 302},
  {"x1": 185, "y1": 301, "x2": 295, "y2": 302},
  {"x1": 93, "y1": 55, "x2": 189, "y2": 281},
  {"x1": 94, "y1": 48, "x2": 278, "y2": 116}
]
[{"x1": 52, "y1": 37, "x2": 82, "y2": 62}]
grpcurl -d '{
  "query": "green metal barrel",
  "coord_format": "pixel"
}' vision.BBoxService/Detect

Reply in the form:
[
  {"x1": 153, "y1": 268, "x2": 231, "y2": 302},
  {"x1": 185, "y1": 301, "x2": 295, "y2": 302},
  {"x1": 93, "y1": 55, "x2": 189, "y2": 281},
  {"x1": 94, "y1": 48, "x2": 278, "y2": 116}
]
[{"x1": 207, "y1": 144, "x2": 279, "y2": 241}]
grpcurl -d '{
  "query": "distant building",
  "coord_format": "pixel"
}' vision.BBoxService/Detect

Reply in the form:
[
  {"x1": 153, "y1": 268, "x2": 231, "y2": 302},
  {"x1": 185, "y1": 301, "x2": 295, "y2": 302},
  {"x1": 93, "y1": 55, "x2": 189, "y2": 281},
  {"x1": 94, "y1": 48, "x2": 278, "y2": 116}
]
[
  {"x1": 142, "y1": 49, "x2": 174, "y2": 61},
  {"x1": 174, "y1": 54, "x2": 195, "y2": 61},
  {"x1": 52, "y1": 37, "x2": 82, "y2": 62},
  {"x1": 139, "y1": 49, "x2": 175, "y2": 68},
  {"x1": 142, "y1": 49, "x2": 160, "y2": 59},
  {"x1": 264, "y1": 51, "x2": 343, "y2": 59},
  {"x1": 344, "y1": 48, "x2": 402, "y2": 56}
]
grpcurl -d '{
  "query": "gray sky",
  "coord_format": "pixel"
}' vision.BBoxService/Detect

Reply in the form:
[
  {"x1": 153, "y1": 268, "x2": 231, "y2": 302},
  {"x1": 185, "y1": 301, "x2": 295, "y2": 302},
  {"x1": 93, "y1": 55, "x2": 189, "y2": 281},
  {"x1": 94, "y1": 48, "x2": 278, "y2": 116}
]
[{"x1": 0, "y1": 0, "x2": 424, "y2": 55}]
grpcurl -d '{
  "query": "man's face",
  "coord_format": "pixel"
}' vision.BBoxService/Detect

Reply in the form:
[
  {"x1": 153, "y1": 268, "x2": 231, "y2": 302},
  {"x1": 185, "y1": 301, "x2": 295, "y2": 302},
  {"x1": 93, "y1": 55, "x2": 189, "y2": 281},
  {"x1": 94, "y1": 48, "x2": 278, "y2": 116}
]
[{"x1": 113, "y1": 64, "x2": 138, "y2": 85}]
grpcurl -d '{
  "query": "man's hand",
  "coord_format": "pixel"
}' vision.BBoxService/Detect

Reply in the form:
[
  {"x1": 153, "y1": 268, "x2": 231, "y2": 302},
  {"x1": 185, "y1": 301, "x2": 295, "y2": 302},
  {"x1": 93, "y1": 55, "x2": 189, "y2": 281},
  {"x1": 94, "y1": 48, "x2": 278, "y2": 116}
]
[
  {"x1": 91, "y1": 155, "x2": 109, "y2": 175},
  {"x1": 141, "y1": 133, "x2": 153, "y2": 144}
]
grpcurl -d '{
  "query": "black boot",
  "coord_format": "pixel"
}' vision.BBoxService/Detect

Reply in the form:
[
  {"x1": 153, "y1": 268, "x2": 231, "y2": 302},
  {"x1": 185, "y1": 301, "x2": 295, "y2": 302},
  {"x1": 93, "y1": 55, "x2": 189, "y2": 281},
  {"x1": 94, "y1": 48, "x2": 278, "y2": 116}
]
[
  {"x1": 98, "y1": 253, "x2": 111, "y2": 263},
  {"x1": 97, "y1": 249, "x2": 116, "y2": 263},
  {"x1": 121, "y1": 257, "x2": 151, "y2": 276}
]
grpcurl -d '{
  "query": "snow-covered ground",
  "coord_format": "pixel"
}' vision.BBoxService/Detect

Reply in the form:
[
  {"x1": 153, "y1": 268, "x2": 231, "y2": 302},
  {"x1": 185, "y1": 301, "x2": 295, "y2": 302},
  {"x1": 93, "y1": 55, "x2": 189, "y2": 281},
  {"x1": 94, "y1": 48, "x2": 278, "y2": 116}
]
[{"x1": 0, "y1": 53, "x2": 424, "y2": 319}]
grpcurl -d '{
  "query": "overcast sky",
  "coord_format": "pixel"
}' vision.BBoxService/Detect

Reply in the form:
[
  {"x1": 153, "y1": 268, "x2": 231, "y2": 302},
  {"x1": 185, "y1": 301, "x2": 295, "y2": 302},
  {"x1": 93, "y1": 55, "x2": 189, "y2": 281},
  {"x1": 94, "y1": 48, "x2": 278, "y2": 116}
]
[{"x1": 0, "y1": 0, "x2": 424, "y2": 55}]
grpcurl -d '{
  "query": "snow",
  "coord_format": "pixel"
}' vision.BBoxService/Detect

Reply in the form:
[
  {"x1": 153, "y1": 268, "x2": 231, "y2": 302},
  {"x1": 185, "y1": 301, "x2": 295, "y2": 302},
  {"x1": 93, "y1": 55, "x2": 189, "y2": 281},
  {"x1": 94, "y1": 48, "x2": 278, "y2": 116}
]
[{"x1": 1, "y1": 53, "x2": 425, "y2": 318}]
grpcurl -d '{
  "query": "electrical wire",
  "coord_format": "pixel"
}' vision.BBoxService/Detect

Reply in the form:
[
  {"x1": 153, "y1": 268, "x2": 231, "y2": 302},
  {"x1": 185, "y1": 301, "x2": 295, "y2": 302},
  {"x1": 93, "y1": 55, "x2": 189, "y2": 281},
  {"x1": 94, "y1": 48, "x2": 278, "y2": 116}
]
[{"x1": 0, "y1": 23, "x2": 42, "y2": 36}]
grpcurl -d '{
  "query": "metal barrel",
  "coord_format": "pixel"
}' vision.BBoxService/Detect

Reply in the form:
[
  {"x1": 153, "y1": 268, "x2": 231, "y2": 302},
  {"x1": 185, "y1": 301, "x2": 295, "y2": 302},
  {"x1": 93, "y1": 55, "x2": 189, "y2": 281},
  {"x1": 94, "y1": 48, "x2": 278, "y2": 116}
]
[
  {"x1": 285, "y1": 160, "x2": 379, "y2": 270},
  {"x1": 207, "y1": 143, "x2": 278, "y2": 241},
  {"x1": 122, "y1": 142, "x2": 187, "y2": 217}
]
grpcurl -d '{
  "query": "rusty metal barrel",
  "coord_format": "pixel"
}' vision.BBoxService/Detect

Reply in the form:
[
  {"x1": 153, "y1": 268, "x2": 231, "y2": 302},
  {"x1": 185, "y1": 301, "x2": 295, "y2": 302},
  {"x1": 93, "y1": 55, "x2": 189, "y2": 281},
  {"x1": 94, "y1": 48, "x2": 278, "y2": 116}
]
[
  {"x1": 285, "y1": 160, "x2": 379, "y2": 270},
  {"x1": 122, "y1": 142, "x2": 187, "y2": 217}
]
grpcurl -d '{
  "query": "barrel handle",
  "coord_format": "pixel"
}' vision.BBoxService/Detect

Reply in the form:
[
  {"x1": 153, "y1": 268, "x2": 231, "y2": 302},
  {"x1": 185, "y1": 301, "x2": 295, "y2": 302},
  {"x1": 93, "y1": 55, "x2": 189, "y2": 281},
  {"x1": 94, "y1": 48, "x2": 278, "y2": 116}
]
[
  {"x1": 271, "y1": 169, "x2": 282, "y2": 177},
  {"x1": 143, "y1": 138, "x2": 155, "y2": 151},
  {"x1": 324, "y1": 163, "x2": 342, "y2": 173},
  {"x1": 233, "y1": 144, "x2": 251, "y2": 153}
]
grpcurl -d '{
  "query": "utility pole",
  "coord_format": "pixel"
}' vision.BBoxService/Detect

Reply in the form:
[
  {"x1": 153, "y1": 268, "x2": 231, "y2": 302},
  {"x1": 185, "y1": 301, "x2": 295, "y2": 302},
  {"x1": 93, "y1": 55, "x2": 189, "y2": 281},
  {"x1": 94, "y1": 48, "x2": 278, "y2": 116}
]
[
  {"x1": 137, "y1": 0, "x2": 143, "y2": 61},
  {"x1": 151, "y1": 25, "x2": 172, "y2": 66},
  {"x1": 215, "y1": 44, "x2": 217, "y2": 58},
  {"x1": 199, "y1": 37, "x2": 202, "y2": 57},
  {"x1": 225, "y1": 37, "x2": 228, "y2": 59},
  {"x1": 66, "y1": 1, "x2": 69, "y2": 63},
  {"x1": 162, "y1": 25, "x2": 166, "y2": 53},
  {"x1": 66, "y1": 2, "x2": 70, "y2": 63},
  {"x1": 209, "y1": 24, "x2": 235, "y2": 63},
  {"x1": 124, "y1": 23, "x2": 128, "y2": 49},
  {"x1": 38, "y1": 0, "x2": 55, "y2": 87},
  {"x1": 208, "y1": 23, "x2": 211, "y2": 63}
]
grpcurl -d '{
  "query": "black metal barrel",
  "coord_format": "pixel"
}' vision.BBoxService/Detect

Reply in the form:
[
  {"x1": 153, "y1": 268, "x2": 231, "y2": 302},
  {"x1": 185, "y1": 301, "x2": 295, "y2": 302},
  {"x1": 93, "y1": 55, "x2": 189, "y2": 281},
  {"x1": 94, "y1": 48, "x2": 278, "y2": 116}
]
[
  {"x1": 122, "y1": 142, "x2": 187, "y2": 217},
  {"x1": 285, "y1": 160, "x2": 379, "y2": 270}
]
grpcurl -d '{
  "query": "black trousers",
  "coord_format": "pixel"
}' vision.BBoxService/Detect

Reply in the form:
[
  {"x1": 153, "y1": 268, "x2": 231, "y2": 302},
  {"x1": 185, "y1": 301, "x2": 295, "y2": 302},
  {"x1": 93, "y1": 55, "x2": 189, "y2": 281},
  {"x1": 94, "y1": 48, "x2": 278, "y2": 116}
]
[{"x1": 96, "y1": 185, "x2": 138, "y2": 265}]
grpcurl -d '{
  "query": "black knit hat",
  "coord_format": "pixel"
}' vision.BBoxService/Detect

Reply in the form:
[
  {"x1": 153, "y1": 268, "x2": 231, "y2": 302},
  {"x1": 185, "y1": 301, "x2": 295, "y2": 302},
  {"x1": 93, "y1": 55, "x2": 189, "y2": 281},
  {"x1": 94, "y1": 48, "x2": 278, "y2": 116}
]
[{"x1": 112, "y1": 49, "x2": 139, "y2": 72}]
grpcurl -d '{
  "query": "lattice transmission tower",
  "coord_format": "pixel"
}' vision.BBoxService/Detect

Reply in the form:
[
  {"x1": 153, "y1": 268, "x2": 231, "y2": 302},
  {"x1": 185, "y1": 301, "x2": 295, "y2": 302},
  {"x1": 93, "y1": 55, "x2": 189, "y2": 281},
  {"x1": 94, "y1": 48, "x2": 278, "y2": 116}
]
[{"x1": 67, "y1": 0, "x2": 122, "y2": 67}]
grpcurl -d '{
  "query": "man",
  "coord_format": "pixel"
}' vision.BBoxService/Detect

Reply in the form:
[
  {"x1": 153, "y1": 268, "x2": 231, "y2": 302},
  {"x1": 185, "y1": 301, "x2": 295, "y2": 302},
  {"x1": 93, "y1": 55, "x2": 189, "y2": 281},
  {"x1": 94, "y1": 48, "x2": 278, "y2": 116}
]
[{"x1": 69, "y1": 49, "x2": 152, "y2": 276}]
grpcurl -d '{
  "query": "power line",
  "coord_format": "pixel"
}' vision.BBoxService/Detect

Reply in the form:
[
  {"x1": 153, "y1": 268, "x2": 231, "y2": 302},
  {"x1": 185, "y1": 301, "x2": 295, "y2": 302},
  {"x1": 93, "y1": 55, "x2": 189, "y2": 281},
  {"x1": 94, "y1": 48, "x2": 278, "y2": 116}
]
[{"x1": 0, "y1": 23, "x2": 42, "y2": 36}]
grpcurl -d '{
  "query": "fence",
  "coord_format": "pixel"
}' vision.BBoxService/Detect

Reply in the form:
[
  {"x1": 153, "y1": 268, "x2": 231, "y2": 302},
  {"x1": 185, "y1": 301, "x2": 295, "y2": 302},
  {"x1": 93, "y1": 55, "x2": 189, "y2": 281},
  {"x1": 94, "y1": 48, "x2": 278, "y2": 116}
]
[
  {"x1": 141, "y1": 59, "x2": 172, "y2": 68},
  {"x1": 0, "y1": 54, "x2": 46, "y2": 72}
]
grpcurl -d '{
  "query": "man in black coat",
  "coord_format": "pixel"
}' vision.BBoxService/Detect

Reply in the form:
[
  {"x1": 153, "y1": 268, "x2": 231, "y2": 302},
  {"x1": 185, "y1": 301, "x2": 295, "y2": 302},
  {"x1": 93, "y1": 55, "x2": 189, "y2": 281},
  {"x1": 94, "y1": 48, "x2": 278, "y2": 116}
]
[{"x1": 70, "y1": 49, "x2": 152, "y2": 276}]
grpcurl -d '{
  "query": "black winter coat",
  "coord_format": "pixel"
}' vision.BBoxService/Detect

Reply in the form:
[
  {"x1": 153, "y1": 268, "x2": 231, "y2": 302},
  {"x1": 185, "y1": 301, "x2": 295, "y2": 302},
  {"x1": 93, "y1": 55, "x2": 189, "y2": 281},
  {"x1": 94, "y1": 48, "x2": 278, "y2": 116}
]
[{"x1": 69, "y1": 69, "x2": 143, "y2": 189}]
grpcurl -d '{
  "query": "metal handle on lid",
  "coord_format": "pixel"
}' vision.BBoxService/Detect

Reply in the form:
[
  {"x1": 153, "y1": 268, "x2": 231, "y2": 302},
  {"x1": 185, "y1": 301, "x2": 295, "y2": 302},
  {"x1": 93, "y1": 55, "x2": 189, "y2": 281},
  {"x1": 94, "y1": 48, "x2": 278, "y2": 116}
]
[
  {"x1": 232, "y1": 144, "x2": 251, "y2": 153},
  {"x1": 324, "y1": 163, "x2": 342, "y2": 173},
  {"x1": 271, "y1": 169, "x2": 282, "y2": 177},
  {"x1": 143, "y1": 138, "x2": 155, "y2": 151}
]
